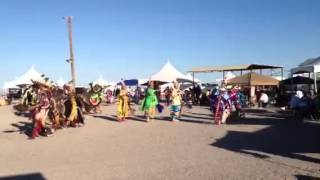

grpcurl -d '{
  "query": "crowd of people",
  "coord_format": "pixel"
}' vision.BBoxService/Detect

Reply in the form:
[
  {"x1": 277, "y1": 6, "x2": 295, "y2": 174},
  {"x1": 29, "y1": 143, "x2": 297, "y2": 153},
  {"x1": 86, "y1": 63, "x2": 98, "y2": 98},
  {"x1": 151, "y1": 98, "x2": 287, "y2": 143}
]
[
  {"x1": 286, "y1": 90, "x2": 319, "y2": 121},
  {"x1": 10, "y1": 77, "x2": 320, "y2": 140},
  {"x1": 115, "y1": 81, "x2": 249, "y2": 124}
]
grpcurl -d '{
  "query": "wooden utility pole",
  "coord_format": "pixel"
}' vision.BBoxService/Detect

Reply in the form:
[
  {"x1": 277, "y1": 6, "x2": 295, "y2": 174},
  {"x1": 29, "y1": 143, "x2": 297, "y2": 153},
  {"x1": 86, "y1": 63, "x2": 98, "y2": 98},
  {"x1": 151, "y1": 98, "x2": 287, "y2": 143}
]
[{"x1": 65, "y1": 16, "x2": 76, "y2": 88}]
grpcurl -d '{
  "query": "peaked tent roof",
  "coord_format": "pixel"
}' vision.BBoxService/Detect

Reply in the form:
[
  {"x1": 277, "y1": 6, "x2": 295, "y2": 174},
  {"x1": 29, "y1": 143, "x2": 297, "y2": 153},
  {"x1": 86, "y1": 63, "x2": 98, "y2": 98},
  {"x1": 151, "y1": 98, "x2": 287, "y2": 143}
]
[
  {"x1": 15, "y1": 66, "x2": 44, "y2": 85},
  {"x1": 3, "y1": 66, "x2": 45, "y2": 89},
  {"x1": 150, "y1": 61, "x2": 189, "y2": 82},
  {"x1": 227, "y1": 72, "x2": 279, "y2": 86}
]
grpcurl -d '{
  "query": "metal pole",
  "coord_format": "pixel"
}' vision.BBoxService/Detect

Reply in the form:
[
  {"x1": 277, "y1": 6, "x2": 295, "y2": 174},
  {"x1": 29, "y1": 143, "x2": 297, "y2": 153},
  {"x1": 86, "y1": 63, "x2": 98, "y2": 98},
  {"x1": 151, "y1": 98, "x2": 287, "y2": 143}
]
[
  {"x1": 222, "y1": 71, "x2": 225, "y2": 85},
  {"x1": 314, "y1": 72, "x2": 318, "y2": 94},
  {"x1": 192, "y1": 72, "x2": 195, "y2": 86},
  {"x1": 65, "y1": 16, "x2": 76, "y2": 88},
  {"x1": 281, "y1": 68, "x2": 284, "y2": 80}
]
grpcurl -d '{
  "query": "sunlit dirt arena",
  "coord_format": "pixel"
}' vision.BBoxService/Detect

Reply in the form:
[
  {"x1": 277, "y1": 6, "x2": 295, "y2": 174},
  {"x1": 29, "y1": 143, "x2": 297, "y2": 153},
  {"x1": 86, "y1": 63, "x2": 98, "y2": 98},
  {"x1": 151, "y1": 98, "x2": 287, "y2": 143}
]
[{"x1": 0, "y1": 104, "x2": 319, "y2": 180}]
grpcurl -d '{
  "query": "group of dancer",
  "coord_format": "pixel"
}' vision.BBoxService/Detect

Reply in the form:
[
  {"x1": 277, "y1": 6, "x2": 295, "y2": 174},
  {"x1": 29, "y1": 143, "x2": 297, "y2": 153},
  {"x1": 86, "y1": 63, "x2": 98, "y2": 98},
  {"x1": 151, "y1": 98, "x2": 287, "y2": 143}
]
[
  {"x1": 117, "y1": 80, "x2": 246, "y2": 124},
  {"x1": 16, "y1": 81, "x2": 85, "y2": 139},
  {"x1": 15, "y1": 78, "x2": 246, "y2": 139},
  {"x1": 117, "y1": 80, "x2": 183, "y2": 123},
  {"x1": 209, "y1": 86, "x2": 246, "y2": 124}
]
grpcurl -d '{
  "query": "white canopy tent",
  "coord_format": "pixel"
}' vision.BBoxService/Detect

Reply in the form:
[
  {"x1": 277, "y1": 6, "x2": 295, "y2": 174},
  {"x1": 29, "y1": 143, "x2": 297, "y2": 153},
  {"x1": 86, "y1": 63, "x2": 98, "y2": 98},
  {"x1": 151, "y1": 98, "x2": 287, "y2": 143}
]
[
  {"x1": 150, "y1": 61, "x2": 190, "y2": 83},
  {"x1": 3, "y1": 81, "x2": 18, "y2": 89},
  {"x1": 290, "y1": 57, "x2": 320, "y2": 93},
  {"x1": 3, "y1": 66, "x2": 44, "y2": 92},
  {"x1": 93, "y1": 75, "x2": 110, "y2": 87},
  {"x1": 185, "y1": 73, "x2": 201, "y2": 83},
  {"x1": 138, "y1": 79, "x2": 149, "y2": 85},
  {"x1": 56, "y1": 77, "x2": 66, "y2": 87}
]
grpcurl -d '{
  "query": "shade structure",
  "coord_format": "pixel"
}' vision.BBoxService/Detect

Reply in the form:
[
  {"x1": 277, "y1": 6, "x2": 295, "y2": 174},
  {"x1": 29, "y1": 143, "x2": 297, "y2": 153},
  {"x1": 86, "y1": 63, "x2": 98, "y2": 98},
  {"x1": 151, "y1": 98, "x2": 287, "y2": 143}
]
[
  {"x1": 189, "y1": 64, "x2": 283, "y2": 73},
  {"x1": 281, "y1": 76, "x2": 315, "y2": 85},
  {"x1": 227, "y1": 72, "x2": 279, "y2": 86},
  {"x1": 290, "y1": 56, "x2": 320, "y2": 93}
]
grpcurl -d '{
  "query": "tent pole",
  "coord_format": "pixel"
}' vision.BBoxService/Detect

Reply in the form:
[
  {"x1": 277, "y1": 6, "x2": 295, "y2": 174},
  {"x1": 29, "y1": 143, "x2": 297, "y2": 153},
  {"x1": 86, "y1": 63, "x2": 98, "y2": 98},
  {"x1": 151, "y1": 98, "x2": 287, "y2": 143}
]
[
  {"x1": 222, "y1": 71, "x2": 225, "y2": 85},
  {"x1": 314, "y1": 72, "x2": 318, "y2": 94},
  {"x1": 192, "y1": 72, "x2": 195, "y2": 87},
  {"x1": 281, "y1": 68, "x2": 284, "y2": 80}
]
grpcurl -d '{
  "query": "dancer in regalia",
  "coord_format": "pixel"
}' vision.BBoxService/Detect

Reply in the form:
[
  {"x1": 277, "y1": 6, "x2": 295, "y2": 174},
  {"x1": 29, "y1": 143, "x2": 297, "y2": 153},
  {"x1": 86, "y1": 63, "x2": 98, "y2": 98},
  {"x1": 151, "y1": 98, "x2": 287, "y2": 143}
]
[
  {"x1": 31, "y1": 88, "x2": 51, "y2": 139},
  {"x1": 213, "y1": 88, "x2": 231, "y2": 125},
  {"x1": 63, "y1": 84, "x2": 85, "y2": 127},
  {"x1": 117, "y1": 82, "x2": 131, "y2": 122},
  {"x1": 141, "y1": 81, "x2": 158, "y2": 122},
  {"x1": 170, "y1": 81, "x2": 182, "y2": 122}
]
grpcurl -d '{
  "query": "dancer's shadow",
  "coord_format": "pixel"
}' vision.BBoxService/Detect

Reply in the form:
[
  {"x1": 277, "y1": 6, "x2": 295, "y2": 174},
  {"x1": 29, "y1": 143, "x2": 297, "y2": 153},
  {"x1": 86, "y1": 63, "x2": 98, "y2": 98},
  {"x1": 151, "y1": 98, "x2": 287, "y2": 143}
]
[
  {"x1": 91, "y1": 115, "x2": 118, "y2": 122},
  {"x1": 92, "y1": 115, "x2": 146, "y2": 123},
  {"x1": 0, "y1": 172, "x2": 46, "y2": 180},
  {"x1": 295, "y1": 175, "x2": 320, "y2": 180},
  {"x1": 3, "y1": 121, "x2": 33, "y2": 137},
  {"x1": 155, "y1": 114, "x2": 213, "y2": 124}
]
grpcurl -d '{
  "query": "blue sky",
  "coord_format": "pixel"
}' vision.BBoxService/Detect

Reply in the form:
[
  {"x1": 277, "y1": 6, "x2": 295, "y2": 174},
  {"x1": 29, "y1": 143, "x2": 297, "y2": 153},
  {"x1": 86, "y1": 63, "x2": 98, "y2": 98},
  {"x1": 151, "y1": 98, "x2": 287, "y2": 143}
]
[{"x1": 1, "y1": 0, "x2": 320, "y2": 86}]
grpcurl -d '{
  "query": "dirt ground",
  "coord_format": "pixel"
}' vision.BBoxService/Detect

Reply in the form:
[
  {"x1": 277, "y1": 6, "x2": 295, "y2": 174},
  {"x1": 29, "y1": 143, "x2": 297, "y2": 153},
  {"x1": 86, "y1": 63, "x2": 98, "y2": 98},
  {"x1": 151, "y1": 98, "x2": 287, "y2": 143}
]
[{"x1": 0, "y1": 104, "x2": 319, "y2": 180}]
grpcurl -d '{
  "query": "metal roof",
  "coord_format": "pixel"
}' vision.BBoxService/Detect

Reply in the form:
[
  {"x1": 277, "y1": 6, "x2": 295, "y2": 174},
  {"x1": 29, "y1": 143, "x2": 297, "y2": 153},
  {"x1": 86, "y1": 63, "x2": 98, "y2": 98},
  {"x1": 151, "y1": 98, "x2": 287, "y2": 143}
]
[{"x1": 189, "y1": 64, "x2": 283, "y2": 73}]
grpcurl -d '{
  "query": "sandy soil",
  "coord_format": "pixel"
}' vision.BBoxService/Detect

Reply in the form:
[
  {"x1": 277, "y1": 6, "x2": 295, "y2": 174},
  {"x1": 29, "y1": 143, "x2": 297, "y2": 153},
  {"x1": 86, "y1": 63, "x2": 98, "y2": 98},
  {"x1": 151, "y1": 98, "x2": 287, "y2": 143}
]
[{"x1": 0, "y1": 103, "x2": 319, "y2": 180}]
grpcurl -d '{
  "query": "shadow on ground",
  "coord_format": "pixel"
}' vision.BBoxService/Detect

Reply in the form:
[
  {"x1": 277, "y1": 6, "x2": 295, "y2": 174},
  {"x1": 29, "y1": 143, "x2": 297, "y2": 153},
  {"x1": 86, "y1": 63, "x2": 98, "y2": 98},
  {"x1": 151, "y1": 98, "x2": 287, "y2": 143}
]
[
  {"x1": 212, "y1": 110, "x2": 320, "y2": 164},
  {"x1": 2, "y1": 121, "x2": 33, "y2": 137},
  {"x1": 0, "y1": 173, "x2": 46, "y2": 180},
  {"x1": 295, "y1": 174, "x2": 320, "y2": 180}
]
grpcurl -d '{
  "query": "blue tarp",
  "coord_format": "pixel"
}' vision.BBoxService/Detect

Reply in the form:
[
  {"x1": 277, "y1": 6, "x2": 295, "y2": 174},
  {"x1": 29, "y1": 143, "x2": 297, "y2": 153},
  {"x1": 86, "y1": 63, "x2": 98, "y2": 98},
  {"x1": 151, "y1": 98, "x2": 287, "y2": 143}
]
[{"x1": 117, "y1": 79, "x2": 139, "y2": 86}]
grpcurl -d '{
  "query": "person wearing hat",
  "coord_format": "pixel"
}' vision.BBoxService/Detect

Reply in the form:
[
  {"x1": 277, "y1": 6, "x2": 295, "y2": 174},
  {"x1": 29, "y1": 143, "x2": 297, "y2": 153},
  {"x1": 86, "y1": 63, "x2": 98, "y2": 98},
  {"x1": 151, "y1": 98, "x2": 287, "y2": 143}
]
[{"x1": 117, "y1": 81, "x2": 131, "y2": 122}]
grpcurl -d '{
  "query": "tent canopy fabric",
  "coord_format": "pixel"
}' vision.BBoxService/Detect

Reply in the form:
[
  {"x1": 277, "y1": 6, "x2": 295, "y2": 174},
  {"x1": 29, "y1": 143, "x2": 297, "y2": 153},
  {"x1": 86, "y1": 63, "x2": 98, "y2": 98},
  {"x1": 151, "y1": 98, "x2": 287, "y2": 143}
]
[
  {"x1": 3, "y1": 66, "x2": 44, "y2": 89},
  {"x1": 56, "y1": 77, "x2": 66, "y2": 87},
  {"x1": 227, "y1": 72, "x2": 279, "y2": 86},
  {"x1": 184, "y1": 73, "x2": 201, "y2": 83},
  {"x1": 281, "y1": 76, "x2": 315, "y2": 85},
  {"x1": 138, "y1": 79, "x2": 149, "y2": 85},
  {"x1": 117, "y1": 79, "x2": 139, "y2": 86},
  {"x1": 150, "y1": 61, "x2": 189, "y2": 83},
  {"x1": 3, "y1": 81, "x2": 18, "y2": 89},
  {"x1": 291, "y1": 65, "x2": 320, "y2": 74},
  {"x1": 15, "y1": 66, "x2": 44, "y2": 85},
  {"x1": 93, "y1": 75, "x2": 110, "y2": 87},
  {"x1": 291, "y1": 56, "x2": 320, "y2": 74},
  {"x1": 299, "y1": 56, "x2": 320, "y2": 66}
]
